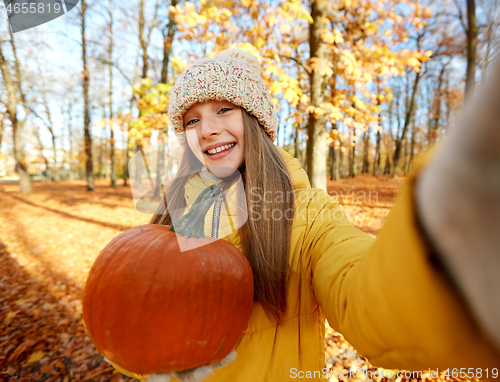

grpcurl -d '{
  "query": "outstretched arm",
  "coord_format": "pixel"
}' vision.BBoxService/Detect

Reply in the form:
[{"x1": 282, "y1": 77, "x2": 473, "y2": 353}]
[
  {"x1": 416, "y1": 59, "x2": 500, "y2": 351},
  {"x1": 309, "y1": 61, "x2": 500, "y2": 372}
]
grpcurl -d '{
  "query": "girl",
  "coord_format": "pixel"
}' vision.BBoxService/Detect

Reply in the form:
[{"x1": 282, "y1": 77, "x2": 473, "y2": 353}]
[{"x1": 120, "y1": 49, "x2": 500, "y2": 381}]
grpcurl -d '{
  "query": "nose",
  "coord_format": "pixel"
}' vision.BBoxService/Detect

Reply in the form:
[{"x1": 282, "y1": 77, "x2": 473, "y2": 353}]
[{"x1": 199, "y1": 114, "x2": 221, "y2": 140}]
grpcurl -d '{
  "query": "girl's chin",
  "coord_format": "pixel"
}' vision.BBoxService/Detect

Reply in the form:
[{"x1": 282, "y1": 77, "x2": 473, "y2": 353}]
[{"x1": 210, "y1": 167, "x2": 238, "y2": 179}]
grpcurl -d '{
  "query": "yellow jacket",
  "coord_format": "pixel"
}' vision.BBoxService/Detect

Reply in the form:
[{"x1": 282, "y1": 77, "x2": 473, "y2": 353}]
[{"x1": 114, "y1": 146, "x2": 500, "y2": 381}]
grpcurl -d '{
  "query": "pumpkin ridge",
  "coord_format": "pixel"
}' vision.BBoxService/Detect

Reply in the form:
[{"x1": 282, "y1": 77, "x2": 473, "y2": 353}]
[
  {"x1": 84, "y1": 231, "x2": 128, "y2": 341},
  {"x1": 201, "y1": 245, "x2": 224, "y2": 365},
  {"x1": 136, "y1": 230, "x2": 166, "y2": 373},
  {"x1": 154, "y1": 234, "x2": 178, "y2": 369},
  {"x1": 102, "y1": 229, "x2": 141, "y2": 365},
  {"x1": 105, "y1": 228, "x2": 154, "y2": 367},
  {"x1": 94, "y1": 231, "x2": 139, "y2": 360}
]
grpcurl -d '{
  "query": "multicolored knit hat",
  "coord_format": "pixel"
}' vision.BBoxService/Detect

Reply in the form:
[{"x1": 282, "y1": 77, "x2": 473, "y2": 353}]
[{"x1": 168, "y1": 48, "x2": 277, "y2": 146}]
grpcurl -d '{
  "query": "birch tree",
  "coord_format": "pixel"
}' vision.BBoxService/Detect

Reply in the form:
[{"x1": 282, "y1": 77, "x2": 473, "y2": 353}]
[{"x1": 0, "y1": 38, "x2": 31, "y2": 193}]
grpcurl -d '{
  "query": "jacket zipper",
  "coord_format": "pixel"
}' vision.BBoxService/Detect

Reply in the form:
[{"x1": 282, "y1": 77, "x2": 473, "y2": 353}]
[{"x1": 211, "y1": 184, "x2": 224, "y2": 238}]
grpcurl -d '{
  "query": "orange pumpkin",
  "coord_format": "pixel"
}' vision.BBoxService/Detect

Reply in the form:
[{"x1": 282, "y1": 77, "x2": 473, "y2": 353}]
[{"x1": 82, "y1": 185, "x2": 254, "y2": 375}]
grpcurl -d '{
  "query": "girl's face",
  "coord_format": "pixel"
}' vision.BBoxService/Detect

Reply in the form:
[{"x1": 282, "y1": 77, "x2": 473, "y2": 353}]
[{"x1": 183, "y1": 100, "x2": 245, "y2": 178}]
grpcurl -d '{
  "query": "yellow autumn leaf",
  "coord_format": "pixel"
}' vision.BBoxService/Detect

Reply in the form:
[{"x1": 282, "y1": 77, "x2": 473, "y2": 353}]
[
  {"x1": 334, "y1": 30, "x2": 344, "y2": 44},
  {"x1": 321, "y1": 31, "x2": 335, "y2": 44},
  {"x1": 319, "y1": 65, "x2": 333, "y2": 77},
  {"x1": 269, "y1": 81, "x2": 283, "y2": 95},
  {"x1": 4, "y1": 311, "x2": 17, "y2": 321},
  {"x1": 267, "y1": 14, "x2": 277, "y2": 27},
  {"x1": 284, "y1": 88, "x2": 300, "y2": 106},
  {"x1": 406, "y1": 57, "x2": 421, "y2": 69},
  {"x1": 278, "y1": 21, "x2": 292, "y2": 35},
  {"x1": 329, "y1": 109, "x2": 343, "y2": 122},
  {"x1": 27, "y1": 351, "x2": 45, "y2": 363}
]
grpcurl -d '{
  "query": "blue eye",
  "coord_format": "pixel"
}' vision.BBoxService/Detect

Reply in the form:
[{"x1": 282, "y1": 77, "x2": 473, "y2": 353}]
[
  {"x1": 219, "y1": 108, "x2": 232, "y2": 114},
  {"x1": 185, "y1": 119, "x2": 198, "y2": 127}
]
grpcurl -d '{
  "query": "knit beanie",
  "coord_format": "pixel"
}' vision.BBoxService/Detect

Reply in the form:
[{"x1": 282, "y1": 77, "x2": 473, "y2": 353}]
[{"x1": 168, "y1": 48, "x2": 277, "y2": 146}]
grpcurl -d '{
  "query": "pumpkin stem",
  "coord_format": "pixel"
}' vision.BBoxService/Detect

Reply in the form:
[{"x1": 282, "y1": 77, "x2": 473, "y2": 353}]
[{"x1": 170, "y1": 184, "x2": 221, "y2": 238}]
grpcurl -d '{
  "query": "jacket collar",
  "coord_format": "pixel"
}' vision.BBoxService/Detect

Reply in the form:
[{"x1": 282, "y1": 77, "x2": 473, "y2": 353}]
[{"x1": 274, "y1": 146, "x2": 311, "y2": 190}]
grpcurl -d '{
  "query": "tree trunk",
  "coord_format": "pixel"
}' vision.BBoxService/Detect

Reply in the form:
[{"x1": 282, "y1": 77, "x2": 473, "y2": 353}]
[
  {"x1": 0, "y1": 115, "x2": 4, "y2": 155},
  {"x1": 384, "y1": 149, "x2": 392, "y2": 175},
  {"x1": 67, "y1": 101, "x2": 75, "y2": 181},
  {"x1": 373, "y1": 130, "x2": 380, "y2": 176},
  {"x1": 82, "y1": 0, "x2": 94, "y2": 191},
  {"x1": 339, "y1": 148, "x2": 344, "y2": 178},
  {"x1": 133, "y1": 0, "x2": 157, "y2": 188},
  {"x1": 482, "y1": 21, "x2": 493, "y2": 79},
  {"x1": 161, "y1": 0, "x2": 178, "y2": 84},
  {"x1": 431, "y1": 66, "x2": 445, "y2": 143},
  {"x1": 294, "y1": 125, "x2": 300, "y2": 160},
  {"x1": 403, "y1": 137, "x2": 409, "y2": 175},
  {"x1": 134, "y1": 142, "x2": 143, "y2": 187},
  {"x1": 330, "y1": 143, "x2": 339, "y2": 181},
  {"x1": 109, "y1": 0, "x2": 117, "y2": 187},
  {"x1": 349, "y1": 145, "x2": 355, "y2": 177},
  {"x1": 139, "y1": 0, "x2": 148, "y2": 79},
  {"x1": 373, "y1": 82, "x2": 382, "y2": 176},
  {"x1": 328, "y1": 145, "x2": 334, "y2": 180},
  {"x1": 123, "y1": 127, "x2": 129, "y2": 186},
  {"x1": 444, "y1": 72, "x2": 452, "y2": 133},
  {"x1": 0, "y1": 42, "x2": 31, "y2": 193},
  {"x1": 393, "y1": 70, "x2": 421, "y2": 177},
  {"x1": 98, "y1": 137, "x2": 104, "y2": 178},
  {"x1": 37, "y1": 60, "x2": 60, "y2": 182},
  {"x1": 14, "y1": 119, "x2": 31, "y2": 192},
  {"x1": 410, "y1": 116, "x2": 416, "y2": 168},
  {"x1": 362, "y1": 131, "x2": 369, "y2": 173},
  {"x1": 35, "y1": 126, "x2": 49, "y2": 178},
  {"x1": 42, "y1": 93, "x2": 59, "y2": 181},
  {"x1": 154, "y1": 131, "x2": 166, "y2": 197},
  {"x1": 334, "y1": 146, "x2": 340, "y2": 180},
  {"x1": 465, "y1": 0, "x2": 478, "y2": 100},
  {"x1": 134, "y1": 144, "x2": 143, "y2": 190},
  {"x1": 8, "y1": 27, "x2": 27, "y2": 109},
  {"x1": 306, "y1": 0, "x2": 328, "y2": 190},
  {"x1": 51, "y1": 132, "x2": 58, "y2": 181}
]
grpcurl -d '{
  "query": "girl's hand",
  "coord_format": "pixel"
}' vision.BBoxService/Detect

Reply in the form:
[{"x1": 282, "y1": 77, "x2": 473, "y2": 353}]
[{"x1": 416, "y1": 59, "x2": 500, "y2": 350}]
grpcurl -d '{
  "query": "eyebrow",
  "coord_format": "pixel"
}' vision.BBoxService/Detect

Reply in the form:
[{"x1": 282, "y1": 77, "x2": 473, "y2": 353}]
[
  {"x1": 184, "y1": 101, "x2": 237, "y2": 120},
  {"x1": 183, "y1": 111, "x2": 197, "y2": 121}
]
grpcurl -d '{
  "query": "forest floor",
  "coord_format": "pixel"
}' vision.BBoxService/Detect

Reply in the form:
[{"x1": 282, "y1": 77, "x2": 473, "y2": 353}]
[{"x1": 0, "y1": 176, "x2": 450, "y2": 382}]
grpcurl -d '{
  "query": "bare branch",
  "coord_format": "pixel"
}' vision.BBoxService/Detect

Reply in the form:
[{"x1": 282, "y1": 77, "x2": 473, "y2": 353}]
[
  {"x1": 277, "y1": 54, "x2": 312, "y2": 75},
  {"x1": 96, "y1": 57, "x2": 133, "y2": 84},
  {"x1": 452, "y1": 0, "x2": 468, "y2": 35}
]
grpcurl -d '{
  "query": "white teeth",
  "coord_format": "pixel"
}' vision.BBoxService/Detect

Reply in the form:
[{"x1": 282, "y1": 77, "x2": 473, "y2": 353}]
[{"x1": 207, "y1": 143, "x2": 235, "y2": 155}]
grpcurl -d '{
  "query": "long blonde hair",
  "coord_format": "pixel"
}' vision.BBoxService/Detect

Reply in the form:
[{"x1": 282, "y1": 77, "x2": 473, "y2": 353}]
[{"x1": 149, "y1": 110, "x2": 295, "y2": 323}]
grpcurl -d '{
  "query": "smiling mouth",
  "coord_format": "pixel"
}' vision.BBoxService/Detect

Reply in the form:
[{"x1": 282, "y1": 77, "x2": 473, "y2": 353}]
[{"x1": 204, "y1": 143, "x2": 236, "y2": 156}]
